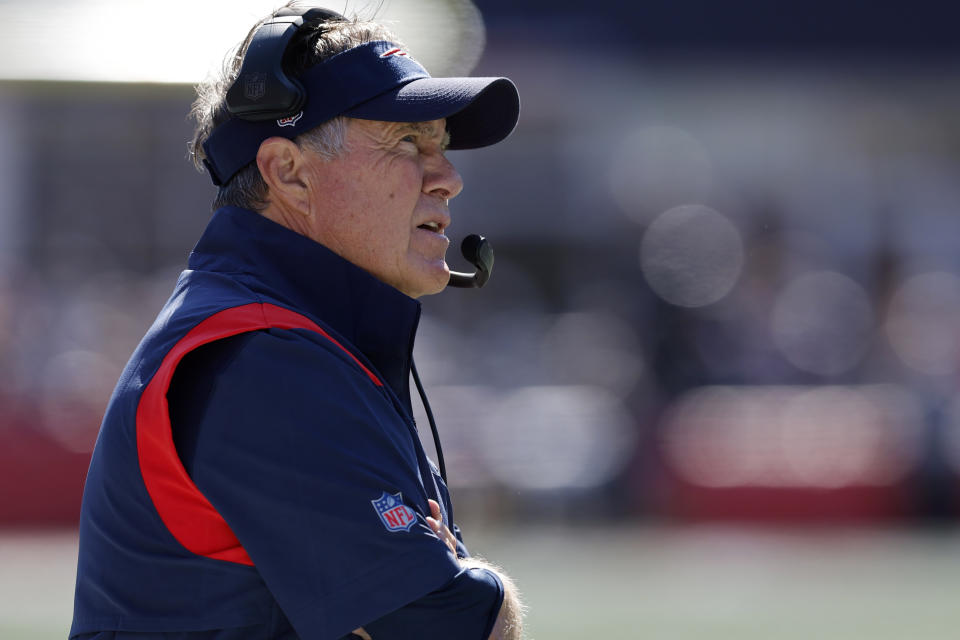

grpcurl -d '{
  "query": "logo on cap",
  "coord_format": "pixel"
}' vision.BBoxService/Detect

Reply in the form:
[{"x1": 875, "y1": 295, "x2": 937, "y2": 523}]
[
  {"x1": 371, "y1": 491, "x2": 417, "y2": 532},
  {"x1": 379, "y1": 48, "x2": 409, "y2": 59},
  {"x1": 277, "y1": 111, "x2": 303, "y2": 128},
  {"x1": 243, "y1": 72, "x2": 267, "y2": 101}
]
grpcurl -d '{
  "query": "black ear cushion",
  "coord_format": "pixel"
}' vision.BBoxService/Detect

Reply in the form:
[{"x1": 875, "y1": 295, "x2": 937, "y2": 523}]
[
  {"x1": 224, "y1": 8, "x2": 346, "y2": 122},
  {"x1": 225, "y1": 16, "x2": 305, "y2": 121}
]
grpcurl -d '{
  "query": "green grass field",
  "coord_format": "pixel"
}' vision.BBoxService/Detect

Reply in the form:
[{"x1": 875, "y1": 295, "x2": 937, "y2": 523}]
[{"x1": 5, "y1": 524, "x2": 960, "y2": 639}]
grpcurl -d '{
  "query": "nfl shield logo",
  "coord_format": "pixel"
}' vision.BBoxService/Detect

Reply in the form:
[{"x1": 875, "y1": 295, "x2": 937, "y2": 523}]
[
  {"x1": 243, "y1": 72, "x2": 266, "y2": 101},
  {"x1": 371, "y1": 491, "x2": 418, "y2": 532}
]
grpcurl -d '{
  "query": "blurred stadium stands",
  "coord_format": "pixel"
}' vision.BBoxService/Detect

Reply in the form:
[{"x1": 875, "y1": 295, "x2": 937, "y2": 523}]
[{"x1": 3, "y1": 0, "x2": 960, "y2": 531}]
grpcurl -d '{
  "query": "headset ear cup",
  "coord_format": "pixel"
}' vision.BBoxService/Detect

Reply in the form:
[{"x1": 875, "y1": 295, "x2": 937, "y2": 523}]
[
  {"x1": 224, "y1": 7, "x2": 346, "y2": 121},
  {"x1": 225, "y1": 15, "x2": 307, "y2": 121}
]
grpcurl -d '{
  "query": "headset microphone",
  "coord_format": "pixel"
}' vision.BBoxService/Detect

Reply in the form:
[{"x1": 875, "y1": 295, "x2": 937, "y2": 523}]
[
  {"x1": 413, "y1": 234, "x2": 494, "y2": 485},
  {"x1": 447, "y1": 234, "x2": 494, "y2": 288}
]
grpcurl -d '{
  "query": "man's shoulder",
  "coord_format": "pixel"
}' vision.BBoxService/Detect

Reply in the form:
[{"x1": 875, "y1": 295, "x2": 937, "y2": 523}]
[
  {"x1": 149, "y1": 268, "x2": 350, "y2": 372},
  {"x1": 165, "y1": 307, "x2": 382, "y2": 418},
  {"x1": 209, "y1": 325, "x2": 381, "y2": 388}
]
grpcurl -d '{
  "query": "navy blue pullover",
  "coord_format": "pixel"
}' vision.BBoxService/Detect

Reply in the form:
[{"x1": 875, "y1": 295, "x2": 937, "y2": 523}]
[{"x1": 71, "y1": 207, "x2": 502, "y2": 640}]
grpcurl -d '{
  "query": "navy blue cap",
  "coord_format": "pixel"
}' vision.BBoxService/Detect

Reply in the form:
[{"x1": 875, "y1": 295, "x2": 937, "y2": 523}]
[{"x1": 202, "y1": 40, "x2": 520, "y2": 186}]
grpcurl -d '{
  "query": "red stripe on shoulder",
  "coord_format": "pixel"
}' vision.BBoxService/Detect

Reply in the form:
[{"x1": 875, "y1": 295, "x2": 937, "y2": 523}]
[{"x1": 136, "y1": 302, "x2": 382, "y2": 566}]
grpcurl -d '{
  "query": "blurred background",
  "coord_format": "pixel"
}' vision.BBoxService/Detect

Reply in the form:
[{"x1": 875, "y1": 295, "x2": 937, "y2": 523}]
[{"x1": 3, "y1": 0, "x2": 960, "y2": 638}]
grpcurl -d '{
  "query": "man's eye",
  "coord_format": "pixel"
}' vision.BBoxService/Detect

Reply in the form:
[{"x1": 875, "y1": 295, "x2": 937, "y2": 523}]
[{"x1": 400, "y1": 135, "x2": 417, "y2": 144}]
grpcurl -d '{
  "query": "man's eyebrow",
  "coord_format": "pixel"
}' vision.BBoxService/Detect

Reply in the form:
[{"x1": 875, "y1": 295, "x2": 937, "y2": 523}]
[
  {"x1": 396, "y1": 122, "x2": 428, "y2": 133},
  {"x1": 400, "y1": 122, "x2": 451, "y2": 150}
]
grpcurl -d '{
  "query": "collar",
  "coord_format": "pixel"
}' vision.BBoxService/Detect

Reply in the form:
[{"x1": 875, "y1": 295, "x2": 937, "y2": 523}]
[{"x1": 188, "y1": 206, "x2": 421, "y2": 412}]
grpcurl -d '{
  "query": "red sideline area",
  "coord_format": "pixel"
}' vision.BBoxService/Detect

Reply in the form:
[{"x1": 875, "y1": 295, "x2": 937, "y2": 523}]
[
  {"x1": 663, "y1": 480, "x2": 912, "y2": 524},
  {"x1": 0, "y1": 414, "x2": 91, "y2": 527}
]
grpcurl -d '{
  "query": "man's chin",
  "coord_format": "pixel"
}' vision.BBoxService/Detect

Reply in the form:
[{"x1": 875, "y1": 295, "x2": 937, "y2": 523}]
[
  {"x1": 406, "y1": 264, "x2": 450, "y2": 299},
  {"x1": 413, "y1": 280, "x2": 450, "y2": 299},
  {"x1": 373, "y1": 257, "x2": 449, "y2": 298}
]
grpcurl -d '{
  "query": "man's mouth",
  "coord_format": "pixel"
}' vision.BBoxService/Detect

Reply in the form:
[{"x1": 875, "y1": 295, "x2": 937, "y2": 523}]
[{"x1": 418, "y1": 222, "x2": 442, "y2": 233}]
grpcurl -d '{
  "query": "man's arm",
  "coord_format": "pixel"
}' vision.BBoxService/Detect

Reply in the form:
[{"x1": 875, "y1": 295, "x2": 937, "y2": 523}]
[
  {"x1": 360, "y1": 564, "x2": 505, "y2": 639},
  {"x1": 460, "y1": 558, "x2": 524, "y2": 640},
  {"x1": 353, "y1": 502, "x2": 525, "y2": 640},
  {"x1": 427, "y1": 500, "x2": 524, "y2": 640},
  {"x1": 169, "y1": 330, "x2": 518, "y2": 640}
]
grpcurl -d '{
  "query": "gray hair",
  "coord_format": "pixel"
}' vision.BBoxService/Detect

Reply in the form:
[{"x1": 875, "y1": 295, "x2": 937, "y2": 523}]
[{"x1": 188, "y1": 2, "x2": 401, "y2": 211}]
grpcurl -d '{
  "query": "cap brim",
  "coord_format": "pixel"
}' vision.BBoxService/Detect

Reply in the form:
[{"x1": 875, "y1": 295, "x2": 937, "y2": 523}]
[{"x1": 343, "y1": 76, "x2": 520, "y2": 150}]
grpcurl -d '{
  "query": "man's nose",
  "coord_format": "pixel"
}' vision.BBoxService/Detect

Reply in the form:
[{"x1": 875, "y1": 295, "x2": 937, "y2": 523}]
[{"x1": 424, "y1": 153, "x2": 463, "y2": 201}]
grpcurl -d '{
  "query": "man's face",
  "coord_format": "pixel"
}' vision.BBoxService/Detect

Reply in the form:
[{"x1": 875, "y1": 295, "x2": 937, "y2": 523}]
[{"x1": 301, "y1": 117, "x2": 463, "y2": 298}]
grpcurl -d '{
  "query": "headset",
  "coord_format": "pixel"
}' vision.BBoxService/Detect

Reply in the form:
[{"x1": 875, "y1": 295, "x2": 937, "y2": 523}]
[
  {"x1": 226, "y1": 7, "x2": 347, "y2": 121},
  {"x1": 224, "y1": 7, "x2": 497, "y2": 482}
]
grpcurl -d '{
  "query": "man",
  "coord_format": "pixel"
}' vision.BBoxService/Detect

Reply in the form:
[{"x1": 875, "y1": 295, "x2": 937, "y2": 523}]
[{"x1": 70, "y1": 5, "x2": 522, "y2": 640}]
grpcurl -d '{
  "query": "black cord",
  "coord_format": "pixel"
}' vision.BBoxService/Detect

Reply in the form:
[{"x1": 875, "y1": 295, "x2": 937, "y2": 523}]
[{"x1": 410, "y1": 358, "x2": 447, "y2": 484}]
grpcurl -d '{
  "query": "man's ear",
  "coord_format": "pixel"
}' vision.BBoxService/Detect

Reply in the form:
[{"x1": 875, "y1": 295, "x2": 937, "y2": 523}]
[{"x1": 256, "y1": 137, "x2": 310, "y2": 216}]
